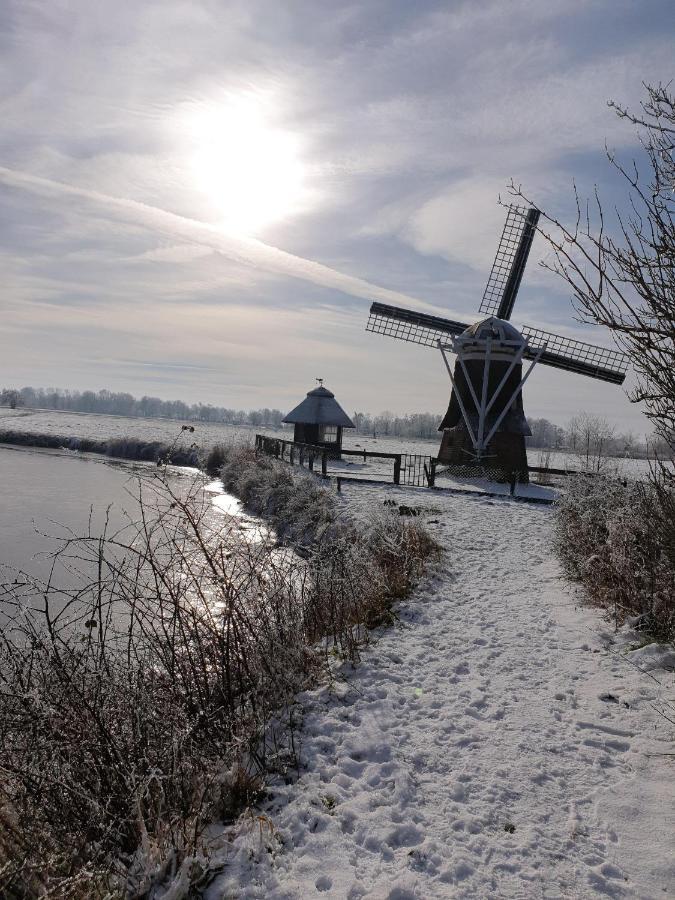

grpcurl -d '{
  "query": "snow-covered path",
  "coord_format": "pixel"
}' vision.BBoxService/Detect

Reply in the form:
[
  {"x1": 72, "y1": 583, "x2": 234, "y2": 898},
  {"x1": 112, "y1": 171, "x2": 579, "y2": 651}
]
[{"x1": 212, "y1": 486, "x2": 675, "y2": 899}]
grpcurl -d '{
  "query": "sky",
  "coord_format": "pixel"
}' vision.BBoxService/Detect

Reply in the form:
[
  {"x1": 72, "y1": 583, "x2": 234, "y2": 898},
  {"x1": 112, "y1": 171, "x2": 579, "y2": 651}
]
[{"x1": 0, "y1": 0, "x2": 672, "y2": 436}]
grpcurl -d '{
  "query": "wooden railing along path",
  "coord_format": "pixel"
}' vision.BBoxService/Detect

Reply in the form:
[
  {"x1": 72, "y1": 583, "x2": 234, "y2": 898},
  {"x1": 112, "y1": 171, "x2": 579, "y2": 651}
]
[
  {"x1": 254, "y1": 434, "x2": 578, "y2": 500},
  {"x1": 254, "y1": 434, "x2": 436, "y2": 487}
]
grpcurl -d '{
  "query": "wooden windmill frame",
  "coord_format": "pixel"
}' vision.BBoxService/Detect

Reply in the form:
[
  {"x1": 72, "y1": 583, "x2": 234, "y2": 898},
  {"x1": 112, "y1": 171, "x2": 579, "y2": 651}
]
[{"x1": 437, "y1": 330, "x2": 545, "y2": 461}]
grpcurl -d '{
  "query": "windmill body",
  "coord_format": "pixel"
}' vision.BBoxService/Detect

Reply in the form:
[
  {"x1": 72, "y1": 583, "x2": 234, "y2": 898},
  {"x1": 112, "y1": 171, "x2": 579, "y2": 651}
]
[
  {"x1": 366, "y1": 205, "x2": 627, "y2": 482},
  {"x1": 437, "y1": 317, "x2": 533, "y2": 480}
]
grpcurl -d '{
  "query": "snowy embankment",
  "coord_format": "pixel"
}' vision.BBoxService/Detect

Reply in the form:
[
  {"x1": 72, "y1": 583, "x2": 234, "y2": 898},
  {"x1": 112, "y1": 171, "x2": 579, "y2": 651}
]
[{"x1": 209, "y1": 483, "x2": 675, "y2": 899}]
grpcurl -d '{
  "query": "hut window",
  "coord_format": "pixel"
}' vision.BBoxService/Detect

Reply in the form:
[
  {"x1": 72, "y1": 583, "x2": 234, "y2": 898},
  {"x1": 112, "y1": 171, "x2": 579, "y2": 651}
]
[{"x1": 320, "y1": 425, "x2": 338, "y2": 442}]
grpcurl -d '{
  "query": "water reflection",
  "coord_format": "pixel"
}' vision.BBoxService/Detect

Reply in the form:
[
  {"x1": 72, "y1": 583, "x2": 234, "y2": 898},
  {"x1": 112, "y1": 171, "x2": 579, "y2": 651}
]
[{"x1": 0, "y1": 446, "x2": 204, "y2": 621}]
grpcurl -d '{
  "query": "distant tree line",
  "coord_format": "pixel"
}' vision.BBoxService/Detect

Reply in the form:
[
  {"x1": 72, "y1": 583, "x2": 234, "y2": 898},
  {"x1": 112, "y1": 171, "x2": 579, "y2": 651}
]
[
  {"x1": 1, "y1": 386, "x2": 286, "y2": 428},
  {"x1": 352, "y1": 409, "x2": 661, "y2": 458},
  {"x1": 351, "y1": 411, "x2": 440, "y2": 440},
  {"x1": 527, "y1": 414, "x2": 666, "y2": 463},
  {"x1": 2, "y1": 386, "x2": 666, "y2": 458}
]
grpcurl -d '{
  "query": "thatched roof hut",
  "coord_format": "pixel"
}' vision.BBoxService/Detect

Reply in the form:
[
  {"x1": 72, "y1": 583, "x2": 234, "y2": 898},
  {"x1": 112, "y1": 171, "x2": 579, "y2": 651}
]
[{"x1": 283, "y1": 385, "x2": 354, "y2": 455}]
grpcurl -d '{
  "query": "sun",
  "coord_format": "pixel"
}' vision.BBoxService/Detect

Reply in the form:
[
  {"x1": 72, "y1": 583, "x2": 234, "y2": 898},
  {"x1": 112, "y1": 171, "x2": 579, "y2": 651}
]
[{"x1": 186, "y1": 94, "x2": 307, "y2": 234}]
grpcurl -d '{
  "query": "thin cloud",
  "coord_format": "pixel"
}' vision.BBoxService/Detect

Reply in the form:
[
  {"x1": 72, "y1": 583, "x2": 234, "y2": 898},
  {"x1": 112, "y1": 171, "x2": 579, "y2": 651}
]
[{"x1": 0, "y1": 165, "x2": 457, "y2": 318}]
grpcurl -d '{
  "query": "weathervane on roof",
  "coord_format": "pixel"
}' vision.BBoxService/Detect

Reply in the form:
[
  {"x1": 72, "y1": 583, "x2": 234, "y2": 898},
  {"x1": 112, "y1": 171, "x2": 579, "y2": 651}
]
[{"x1": 316, "y1": 377, "x2": 324, "y2": 386}]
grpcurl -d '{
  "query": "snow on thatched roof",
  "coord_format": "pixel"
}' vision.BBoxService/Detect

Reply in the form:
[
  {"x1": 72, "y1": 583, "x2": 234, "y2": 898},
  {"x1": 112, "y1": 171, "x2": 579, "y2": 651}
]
[{"x1": 283, "y1": 386, "x2": 354, "y2": 428}]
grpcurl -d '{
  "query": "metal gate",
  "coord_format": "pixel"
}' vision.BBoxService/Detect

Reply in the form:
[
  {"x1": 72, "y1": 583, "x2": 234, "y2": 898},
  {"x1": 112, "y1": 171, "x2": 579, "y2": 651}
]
[{"x1": 400, "y1": 454, "x2": 435, "y2": 487}]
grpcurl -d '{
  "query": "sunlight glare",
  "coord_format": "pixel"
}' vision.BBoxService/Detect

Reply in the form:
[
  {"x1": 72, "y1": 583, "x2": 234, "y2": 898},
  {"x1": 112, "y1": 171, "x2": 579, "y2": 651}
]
[{"x1": 188, "y1": 95, "x2": 307, "y2": 234}]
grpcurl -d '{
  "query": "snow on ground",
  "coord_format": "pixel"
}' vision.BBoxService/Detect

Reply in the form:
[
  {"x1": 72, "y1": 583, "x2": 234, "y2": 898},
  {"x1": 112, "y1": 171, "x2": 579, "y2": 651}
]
[
  {"x1": 0, "y1": 406, "x2": 263, "y2": 448},
  {"x1": 208, "y1": 482, "x2": 674, "y2": 899},
  {"x1": 0, "y1": 408, "x2": 657, "y2": 481}
]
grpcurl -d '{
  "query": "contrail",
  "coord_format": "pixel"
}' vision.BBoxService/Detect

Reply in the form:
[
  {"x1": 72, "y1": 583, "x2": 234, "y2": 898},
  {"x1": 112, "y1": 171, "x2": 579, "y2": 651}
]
[{"x1": 0, "y1": 165, "x2": 456, "y2": 317}]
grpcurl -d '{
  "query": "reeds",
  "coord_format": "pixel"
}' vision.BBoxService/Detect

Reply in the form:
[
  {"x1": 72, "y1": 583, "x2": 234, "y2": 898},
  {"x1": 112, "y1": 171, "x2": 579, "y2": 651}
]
[{"x1": 0, "y1": 429, "x2": 200, "y2": 466}]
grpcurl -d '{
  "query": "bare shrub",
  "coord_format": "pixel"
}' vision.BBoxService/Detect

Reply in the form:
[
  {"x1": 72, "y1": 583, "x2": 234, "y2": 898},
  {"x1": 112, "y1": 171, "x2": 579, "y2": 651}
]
[
  {"x1": 0, "y1": 474, "x2": 315, "y2": 896},
  {"x1": 0, "y1": 450, "x2": 436, "y2": 896},
  {"x1": 566, "y1": 413, "x2": 616, "y2": 474},
  {"x1": 555, "y1": 473, "x2": 675, "y2": 638},
  {"x1": 511, "y1": 85, "x2": 675, "y2": 626}
]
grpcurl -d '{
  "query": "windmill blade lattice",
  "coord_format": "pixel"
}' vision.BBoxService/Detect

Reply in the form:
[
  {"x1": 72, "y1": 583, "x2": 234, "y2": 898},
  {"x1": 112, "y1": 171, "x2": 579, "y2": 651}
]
[
  {"x1": 479, "y1": 206, "x2": 540, "y2": 320},
  {"x1": 520, "y1": 324, "x2": 626, "y2": 384},
  {"x1": 366, "y1": 302, "x2": 470, "y2": 347},
  {"x1": 367, "y1": 302, "x2": 627, "y2": 384}
]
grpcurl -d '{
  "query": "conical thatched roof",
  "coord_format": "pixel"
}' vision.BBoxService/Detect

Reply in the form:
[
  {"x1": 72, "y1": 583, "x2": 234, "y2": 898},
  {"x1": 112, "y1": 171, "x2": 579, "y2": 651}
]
[{"x1": 283, "y1": 386, "x2": 354, "y2": 427}]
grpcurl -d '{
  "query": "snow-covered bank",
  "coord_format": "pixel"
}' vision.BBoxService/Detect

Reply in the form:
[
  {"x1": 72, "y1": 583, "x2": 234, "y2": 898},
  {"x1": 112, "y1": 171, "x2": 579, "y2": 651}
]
[
  {"x1": 209, "y1": 483, "x2": 675, "y2": 899},
  {"x1": 204, "y1": 478, "x2": 272, "y2": 544}
]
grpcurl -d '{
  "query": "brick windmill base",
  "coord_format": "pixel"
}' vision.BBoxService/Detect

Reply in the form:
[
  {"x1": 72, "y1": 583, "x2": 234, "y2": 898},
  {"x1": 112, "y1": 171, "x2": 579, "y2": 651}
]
[{"x1": 438, "y1": 425, "x2": 530, "y2": 483}]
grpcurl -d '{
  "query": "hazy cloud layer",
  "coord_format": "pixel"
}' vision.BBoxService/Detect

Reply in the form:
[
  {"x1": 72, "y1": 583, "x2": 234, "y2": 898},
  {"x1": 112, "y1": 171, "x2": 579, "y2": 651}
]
[{"x1": 0, "y1": 0, "x2": 672, "y2": 431}]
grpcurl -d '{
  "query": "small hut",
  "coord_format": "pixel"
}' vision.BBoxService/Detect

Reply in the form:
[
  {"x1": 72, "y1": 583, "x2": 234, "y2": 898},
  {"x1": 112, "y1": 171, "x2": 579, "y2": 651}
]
[{"x1": 283, "y1": 382, "x2": 354, "y2": 457}]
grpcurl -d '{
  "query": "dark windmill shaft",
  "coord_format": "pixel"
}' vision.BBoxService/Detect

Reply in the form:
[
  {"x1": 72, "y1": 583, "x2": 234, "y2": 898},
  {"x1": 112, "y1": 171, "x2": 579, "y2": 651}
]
[{"x1": 366, "y1": 204, "x2": 627, "y2": 483}]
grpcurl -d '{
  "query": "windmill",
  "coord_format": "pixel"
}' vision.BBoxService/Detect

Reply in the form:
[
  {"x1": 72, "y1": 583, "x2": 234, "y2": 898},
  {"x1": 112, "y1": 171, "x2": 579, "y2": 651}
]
[{"x1": 366, "y1": 205, "x2": 627, "y2": 483}]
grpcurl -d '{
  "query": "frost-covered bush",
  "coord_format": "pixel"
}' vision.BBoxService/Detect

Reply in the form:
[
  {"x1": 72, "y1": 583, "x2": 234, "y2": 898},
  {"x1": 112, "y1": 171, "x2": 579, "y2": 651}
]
[
  {"x1": 0, "y1": 474, "x2": 317, "y2": 898},
  {"x1": 306, "y1": 511, "x2": 436, "y2": 657},
  {"x1": 220, "y1": 447, "x2": 337, "y2": 549},
  {"x1": 0, "y1": 449, "x2": 436, "y2": 897},
  {"x1": 203, "y1": 442, "x2": 230, "y2": 476},
  {"x1": 555, "y1": 472, "x2": 675, "y2": 638},
  {"x1": 221, "y1": 448, "x2": 437, "y2": 655}
]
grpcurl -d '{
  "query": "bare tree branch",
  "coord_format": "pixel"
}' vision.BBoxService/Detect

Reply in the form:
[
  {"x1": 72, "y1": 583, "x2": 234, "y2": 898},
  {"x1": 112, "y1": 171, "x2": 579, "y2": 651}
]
[{"x1": 509, "y1": 83, "x2": 675, "y2": 451}]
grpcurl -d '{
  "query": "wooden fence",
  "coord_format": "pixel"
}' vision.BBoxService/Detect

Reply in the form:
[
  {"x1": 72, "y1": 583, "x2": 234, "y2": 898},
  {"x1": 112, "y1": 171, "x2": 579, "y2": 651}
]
[
  {"x1": 254, "y1": 434, "x2": 437, "y2": 487},
  {"x1": 255, "y1": 434, "x2": 330, "y2": 475},
  {"x1": 255, "y1": 433, "x2": 578, "y2": 493}
]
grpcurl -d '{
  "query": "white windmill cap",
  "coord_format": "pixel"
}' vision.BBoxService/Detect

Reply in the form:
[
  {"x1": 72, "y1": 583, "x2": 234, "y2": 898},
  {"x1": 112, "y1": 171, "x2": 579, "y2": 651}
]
[{"x1": 463, "y1": 316, "x2": 525, "y2": 344}]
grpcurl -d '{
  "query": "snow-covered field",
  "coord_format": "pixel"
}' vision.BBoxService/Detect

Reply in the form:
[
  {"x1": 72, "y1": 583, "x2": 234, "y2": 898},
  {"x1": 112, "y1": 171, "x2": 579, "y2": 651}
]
[
  {"x1": 0, "y1": 408, "x2": 436, "y2": 460},
  {"x1": 527, "y1": 448, "x2": 656, "y2": 481},
  {"x1": 208, "y1": 482, "x2": 675, "y2": 899},
  {"x1": 0, "y1": 407, "x2": 265, "y2": 448},
  {"x1": 0, "y1": 408, "x2": 656, "y2": 484}
]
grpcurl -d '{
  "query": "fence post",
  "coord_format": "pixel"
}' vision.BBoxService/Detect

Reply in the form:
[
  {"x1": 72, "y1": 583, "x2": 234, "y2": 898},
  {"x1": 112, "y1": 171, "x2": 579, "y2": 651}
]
[
  {"x1": 322, "y1": 451, "x2": 327, "y2": 477},
  {"x1": 299, "y1": 446, "x2": 305, "y2": 467},
  {"x1": 393, "y1": 455, "x2": 401, "y2": 485},
  {"x1": 430, "y1": 458, "x2": 436, "y2": 487},
  {"x1": 309, "y1": 450, "x2": 314, "y2": 472},
  {"x1": 337, "y1": 476, "x2": 342, "y2": 493},
  {"x1": 290, "y1": 444, "x2": 295, "y2": 465}
]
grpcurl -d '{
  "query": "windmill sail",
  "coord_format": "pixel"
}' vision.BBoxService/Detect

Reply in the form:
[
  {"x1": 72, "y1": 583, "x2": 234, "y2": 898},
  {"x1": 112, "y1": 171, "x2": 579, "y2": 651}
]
[
  {"x1": 520, "y1": 324, "x2": 627, "y2": 384},
  {"x1": 367, "y1": 302, "x2": 627, "y2": 385},
  {"x1": 366, "y1": 302, "x2": 470, "y2": 347},
  {"x1": 479, "y1": 206, "x2": 540, "y2": 320}
]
